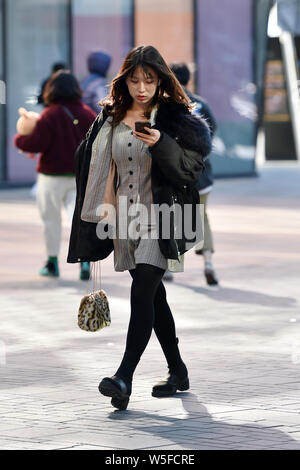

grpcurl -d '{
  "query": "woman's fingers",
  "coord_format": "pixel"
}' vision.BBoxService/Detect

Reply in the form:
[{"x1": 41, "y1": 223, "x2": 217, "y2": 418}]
[
  {"x1": 133, "y1": 130, "x2": 151, "y2": 142},
  {"x1": 133, "y1": 128, "x2": 160, "y2": 147},
  {"x1": 133, "y1": 130, "x2": 150, "y2": 137}
]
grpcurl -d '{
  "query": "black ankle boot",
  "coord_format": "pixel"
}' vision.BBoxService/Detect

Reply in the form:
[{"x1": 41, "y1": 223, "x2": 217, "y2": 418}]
[
  {"x1": 152, "y1": 372, "x2": 190, "y2": 398},
  {"x1": 98, "y1": 375, "x2": 131, "y2": 410}
]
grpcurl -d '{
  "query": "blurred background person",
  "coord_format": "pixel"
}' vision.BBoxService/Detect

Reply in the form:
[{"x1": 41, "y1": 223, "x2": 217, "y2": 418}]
[
  {"x1": 80, "y1": 50, "x2": 111, "y2": 114},
  {"x1": 169, "y1": 62, "x2": 218, "y2": 286},
  {"x1": 28, "y1": 62, "x2": 67, "y2": 198},
  {"x1": 37, "y1": 62, "x2": 66, "y2": 107},
  {"x1": 14, "y1": 70, "x2": 96, "y2": 280}
]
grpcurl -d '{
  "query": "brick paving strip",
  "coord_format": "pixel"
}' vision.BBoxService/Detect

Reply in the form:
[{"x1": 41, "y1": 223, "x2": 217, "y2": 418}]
[{"x1": 0, "y1": 166, "x2": 300, "y2": 450}]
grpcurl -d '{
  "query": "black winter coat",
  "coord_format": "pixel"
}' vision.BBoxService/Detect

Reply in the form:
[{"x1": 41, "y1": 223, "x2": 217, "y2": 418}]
[
  {"x1": 67, "y1": 99, "x2": 212, "y2": 264},
  {"x1": 185, "y1": 88, "x2": 217, "y2": 191}
]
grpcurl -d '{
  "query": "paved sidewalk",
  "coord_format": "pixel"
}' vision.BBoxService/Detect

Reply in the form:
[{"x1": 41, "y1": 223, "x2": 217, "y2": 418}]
[{"x1": 0, "y1": 166, "x2": 300, "y2": 450}]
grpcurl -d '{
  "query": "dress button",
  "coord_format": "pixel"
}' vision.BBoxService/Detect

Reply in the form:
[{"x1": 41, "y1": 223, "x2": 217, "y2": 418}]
[
  {"x1": 129, "y1": 184, "x2": 133, "y2": 189},
  {"x1": 128, "y1": 157, "x2": 132, "y2": 161},
  {"x1": 128, "y1": 143, "x2": 132, "y2": 147},
  {"x1": 129, "y1": 170, "x2": 133, "y2": 175},
  {"x1": 130, "y1": 199, "x2": 134, "y2": 203}
]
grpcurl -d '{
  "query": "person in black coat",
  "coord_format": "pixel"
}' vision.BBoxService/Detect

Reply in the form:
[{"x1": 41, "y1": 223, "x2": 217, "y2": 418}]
[
  {"x1": 170, "y1": 62, "x2": 219, "y2": 286},
  {"x1": 68, "y1": 46, "x2": 211, "y2": 410}
]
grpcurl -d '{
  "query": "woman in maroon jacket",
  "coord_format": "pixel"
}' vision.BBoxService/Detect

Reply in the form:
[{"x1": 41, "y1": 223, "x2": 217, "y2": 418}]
[{"x1": 15, "y1": 70, "x2": 96, "y2": 279}]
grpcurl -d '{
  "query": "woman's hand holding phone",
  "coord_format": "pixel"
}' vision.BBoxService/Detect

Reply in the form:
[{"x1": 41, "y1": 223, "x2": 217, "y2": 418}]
[{"x1": 133, "y1": 121, "x2": 160, "y2": 147}]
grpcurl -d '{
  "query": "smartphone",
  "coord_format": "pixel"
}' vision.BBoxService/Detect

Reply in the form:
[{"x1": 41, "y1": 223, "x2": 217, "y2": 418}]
[{"x1": 135, "y1": 121, "x2": 151, "y2": 134}]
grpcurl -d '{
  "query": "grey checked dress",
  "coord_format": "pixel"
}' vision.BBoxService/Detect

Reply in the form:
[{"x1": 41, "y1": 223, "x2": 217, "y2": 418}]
[{"x1": 112, "y1": 121, "x2": 184, "y2": 273}]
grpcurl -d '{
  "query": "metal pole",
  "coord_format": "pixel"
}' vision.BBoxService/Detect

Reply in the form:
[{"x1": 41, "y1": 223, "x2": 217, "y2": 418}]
[{"x1": 280, "y1": 31, "x2": 300, "y2": 161}]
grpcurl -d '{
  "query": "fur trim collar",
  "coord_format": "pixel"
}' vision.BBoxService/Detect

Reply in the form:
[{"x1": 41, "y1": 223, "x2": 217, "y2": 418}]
[{"x1": 155, "y1": 99, "x2": 212, "y2": 157}]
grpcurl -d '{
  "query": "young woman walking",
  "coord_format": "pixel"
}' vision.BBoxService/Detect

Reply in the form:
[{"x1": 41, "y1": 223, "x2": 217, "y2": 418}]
[
  {"x1": 15, "y1": 71, "x2": 96, "y2": 280},
  {"x1": 68, "y1": 45, "x2": 212, "y2": 410}
]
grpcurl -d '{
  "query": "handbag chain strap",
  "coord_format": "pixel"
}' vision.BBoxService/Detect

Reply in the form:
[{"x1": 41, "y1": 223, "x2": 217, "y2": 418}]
[{"x1": 87, "y1": 261, "x2": 102, "y2": 294}]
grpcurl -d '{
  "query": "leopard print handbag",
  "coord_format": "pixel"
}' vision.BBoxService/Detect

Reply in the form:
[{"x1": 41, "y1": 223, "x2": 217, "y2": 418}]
[{"x1": 77, "y1": 262, "x2": 111, "y2": 332}]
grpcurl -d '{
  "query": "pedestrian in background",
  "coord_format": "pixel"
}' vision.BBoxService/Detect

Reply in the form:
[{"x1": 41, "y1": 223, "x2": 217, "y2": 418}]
[
  {"x1": 37, "y1": 62, "x2": 66, "y2": 107},
  {"x1": 81, "y1": 50, "x2": 111, "y2": 114},
  {"x1": 68, "y1": 45, "x2": 211, "y2": 410},
  {"x1": 28, "y1": 63, "x2": 67, "y2": 199},
  {"x1": 170, "y1": 62, "x2": 219, "y2": 286},
  {"x1": 15, "y1": 70, "x2": 96, "y2": 279}
]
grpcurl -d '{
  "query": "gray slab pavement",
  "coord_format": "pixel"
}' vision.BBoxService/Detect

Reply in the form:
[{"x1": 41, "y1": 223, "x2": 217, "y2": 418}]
[{"x1": 0, "y1": 165, "x2": 300, "y2": 450}]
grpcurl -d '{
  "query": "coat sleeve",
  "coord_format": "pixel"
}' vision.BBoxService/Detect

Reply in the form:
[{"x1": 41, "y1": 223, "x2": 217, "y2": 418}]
[
  {"x1": 14, "y1": 116, "x2": 54, "y2": 153},
  {"x1": 149, "y1": 131, "x2": 205, "y2": 189}
]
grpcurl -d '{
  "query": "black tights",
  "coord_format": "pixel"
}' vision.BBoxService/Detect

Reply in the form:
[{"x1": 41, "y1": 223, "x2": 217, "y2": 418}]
[{"x1": 115, "y1": 263, "x2": 187, "y2": 387}]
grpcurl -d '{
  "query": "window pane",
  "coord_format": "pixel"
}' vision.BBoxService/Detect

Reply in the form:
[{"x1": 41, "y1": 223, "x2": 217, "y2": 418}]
[
  {"x1": 72, "y1": 0, "x2": 133, "y2": 81},
  {"x1": 0, "y1": 0, "x2": 4, "y2": 181},
  {"x1": 135, "y1": 0, "x2": 194, "y2": 67},
  {"x1": 6, "y1": 0, "x2": 70, "y2": 183},
  {"x1": 196, "y1": 0, "x2": 256, "y2": 176}
]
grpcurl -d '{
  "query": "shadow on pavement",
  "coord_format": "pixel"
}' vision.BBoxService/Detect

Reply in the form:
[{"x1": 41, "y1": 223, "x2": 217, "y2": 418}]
[
  {"x1": 0, "y1": 279, "x2": 86, "y2": 293},
  {"x1": 176, "y1": 283, "x2": 297, "y2": 309},
  {"x1": 5, "y1": 276, "x2": 292, "y2": 310},
  {"x1": 107, "y1": 392, "x2": 300, "y2": 450},
  {"x1": 0, "y1": 279, "x2": 130, "y2": 299}
]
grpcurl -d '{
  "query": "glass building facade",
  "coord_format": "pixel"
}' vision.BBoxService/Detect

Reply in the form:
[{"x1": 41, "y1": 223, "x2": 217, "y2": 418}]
[
  {"x1": 0, "y1": 0, "x2": 5, "y2": 181},
  {"x1": 0, "y1": 0, "x2": 258, "y2": 185},
  {"x1": 196, "y1": 0, "x2": 256, "y2": 176},
  {"x1": 72, "y1": 0, "x2": 133, "y2": 80},
  {"x1": 5, "y1": 0, "x2": 70, "y2": 183}
]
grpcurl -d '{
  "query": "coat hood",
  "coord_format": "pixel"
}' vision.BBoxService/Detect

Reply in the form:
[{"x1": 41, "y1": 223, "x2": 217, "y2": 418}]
[{"x1": 87, "y1": 51, "x2": 111, "y2": 77}]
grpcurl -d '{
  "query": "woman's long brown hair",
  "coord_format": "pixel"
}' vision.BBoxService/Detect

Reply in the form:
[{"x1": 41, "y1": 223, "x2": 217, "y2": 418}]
[{"x1": 100, "y1": 45, "x2": 190, "y2": 126}]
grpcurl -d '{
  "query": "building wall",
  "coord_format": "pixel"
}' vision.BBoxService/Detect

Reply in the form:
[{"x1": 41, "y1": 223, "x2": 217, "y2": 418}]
[
  {"x1": 72, "y1": 0, "x2": 133, "y2": 81},
  {"x1": 196, "y1": 0, "x2": 256, "y2": 176},
  {"x1": 0, "y1": 0, "x2": 5, "y2": 181},
  {"x1": 0, "y1": 0, "x2": 257, "y2": 184},
  {"x1": 4, "y1": 0, "x2": 70, "y2": 183},
  {"x1": 135, "y1": 0, "x2": 194, "y2": 66}
]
